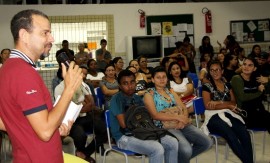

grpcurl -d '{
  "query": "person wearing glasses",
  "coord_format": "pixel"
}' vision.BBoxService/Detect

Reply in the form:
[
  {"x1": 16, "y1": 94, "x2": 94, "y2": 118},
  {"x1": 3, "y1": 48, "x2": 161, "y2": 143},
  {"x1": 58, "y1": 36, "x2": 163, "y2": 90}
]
[
  {"x1": 138, "y1": 55, "x2": 154, "y2": 83},
  {"x1": 201, "y1": 60, "x2": 253, "y2": 163}
]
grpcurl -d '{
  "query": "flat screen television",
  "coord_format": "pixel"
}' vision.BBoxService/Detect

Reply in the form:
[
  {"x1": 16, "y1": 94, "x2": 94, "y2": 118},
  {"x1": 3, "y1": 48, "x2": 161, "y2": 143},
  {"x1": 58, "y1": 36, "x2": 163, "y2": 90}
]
[{"x1": 127, "y1": 35, "x2": 163, "y2": 62}]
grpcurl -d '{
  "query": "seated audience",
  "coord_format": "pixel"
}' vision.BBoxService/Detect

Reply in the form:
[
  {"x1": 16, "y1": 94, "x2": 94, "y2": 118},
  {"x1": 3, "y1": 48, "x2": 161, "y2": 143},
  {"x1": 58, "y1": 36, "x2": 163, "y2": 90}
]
[
  {"x1": 223, "y1": 54, "x2": 241, "y2": 82},
  {"x1": 169, "y1": 41, "x2": 189, "y2": 72},
  {"x1": 199, "y1": 52, "x2": 212, "y2": 84},
  {"x1": 86, "y1": 59, "x2": 104, "y2": 88},
  {"x1": 201, "y1": 60, "x2": 253, "y2": 163},
  {"x1": 231, "y1": 57, "x2": 270, "y2": 134},
  {"x1": 0, "y1": 48, "x2": 11, "y2": 67},
  {"x1": 138, "y1": 55, "x2": 154, "y2": 83},
  {"x1": 54, "y1": 65, "x2": 107, "y2": 163},
  {"x1": 100, "y1": 64, "x2": 119, "y2": 110},
  {"x1": 167, "y1": 61, "x2": 195, "y2": 112},
  {"x1": 235, "y1": 47, "x2": 246, "y2": 67},
  {"x1": 160, "y1": 57, "x2": 175, "y2": 72},
  {"x1": 223, "y1": 35, "x2": 240, "y2": 55},
  {"x1": 248, "y1": 44, "x2": 261, "y2": 59},
  {"x1": 112, "y1": 57, "x2": 124, "y2": 77},
  {"x1": 144, "y1": 66, "x2": 212, "y2": 163},
  {"x1": 216, "y1": 52, "x2": 225, "y2": 66},
  {"x1": 128, "y1": 59, "x2": 148, "y2": 96},
  {"x1": 199, "y1": 36, "x2": 214, "y2": 58},
  {"x1": 110, "y1": 69, "x2": 178, "y2": 163},
  {"x1": 182, "y1": 36, "x2": 196, "y2": 73}
]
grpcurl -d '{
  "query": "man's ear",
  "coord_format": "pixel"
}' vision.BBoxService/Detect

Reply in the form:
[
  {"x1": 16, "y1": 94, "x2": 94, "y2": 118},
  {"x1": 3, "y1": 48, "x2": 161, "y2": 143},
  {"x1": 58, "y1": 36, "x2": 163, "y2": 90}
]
[
  {"x1": 253, "y1": 67, "x2": 257, "y2": 72},
  {"x1": 19, "y1": 28, "x2": 29, "y2": 44}
]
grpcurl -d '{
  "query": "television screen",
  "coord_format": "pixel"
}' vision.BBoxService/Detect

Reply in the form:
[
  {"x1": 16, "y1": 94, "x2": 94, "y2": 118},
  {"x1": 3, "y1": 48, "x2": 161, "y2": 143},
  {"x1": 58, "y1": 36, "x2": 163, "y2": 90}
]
[{"x1": 132, "y1": 36, "x2": 162, "y2": 60}]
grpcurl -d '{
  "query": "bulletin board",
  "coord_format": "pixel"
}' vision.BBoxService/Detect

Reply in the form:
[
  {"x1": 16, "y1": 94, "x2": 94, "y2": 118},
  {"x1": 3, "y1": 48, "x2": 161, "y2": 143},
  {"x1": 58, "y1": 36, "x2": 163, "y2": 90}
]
[
  {"x1": 146, "y1": 14, "x2": 194, "y2": 56},
  {"x1": 230, "y1": 19, "x2": 270, "y2": 43}
]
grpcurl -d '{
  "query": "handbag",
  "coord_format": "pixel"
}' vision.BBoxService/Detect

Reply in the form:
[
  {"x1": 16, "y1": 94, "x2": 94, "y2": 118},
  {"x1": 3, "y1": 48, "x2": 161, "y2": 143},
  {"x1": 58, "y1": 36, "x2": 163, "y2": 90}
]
[{"x1": 160, "y1": 106, "x2": 185, "y2": 129}]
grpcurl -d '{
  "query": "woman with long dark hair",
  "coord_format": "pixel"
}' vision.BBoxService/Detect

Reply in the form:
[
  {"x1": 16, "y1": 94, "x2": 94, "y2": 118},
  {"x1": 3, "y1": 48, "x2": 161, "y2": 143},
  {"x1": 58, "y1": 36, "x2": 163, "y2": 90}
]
[
  {"x1": 231, "y1": 57, "x2": 270, "y2": 133},
  {"x1": 202, "y1": 60, "x2": 253, "y2": 163},
  {"x1": 199, "y1": 36, "x2": 214, "y2": 58}
]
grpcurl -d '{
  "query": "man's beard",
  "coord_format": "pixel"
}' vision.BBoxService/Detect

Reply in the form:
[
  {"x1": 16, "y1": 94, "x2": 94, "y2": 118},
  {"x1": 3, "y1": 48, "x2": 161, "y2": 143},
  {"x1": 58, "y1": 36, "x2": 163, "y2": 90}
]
[{"x1": 40, "y1": 52, "x2": 50, "y2": 60}]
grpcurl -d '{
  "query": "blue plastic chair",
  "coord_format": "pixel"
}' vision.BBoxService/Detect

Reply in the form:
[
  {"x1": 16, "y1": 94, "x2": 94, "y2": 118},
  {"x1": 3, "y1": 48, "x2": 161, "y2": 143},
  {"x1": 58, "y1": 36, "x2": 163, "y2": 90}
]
[
  {"x1": 193, "y1": 97, "x2": 230, "y2": 163},
  {"x1": 95, "y1": 87, "x2": 105, "y2": 109},
  {"x1": 187, "y1": 72, "x2": 199, "y2": 89},
  {"x1": 103, "y1": 110, "x2": 145, "y2": 163},
  {"x1": 247, "y1": 127, "x2": 267, "y2": 162}
]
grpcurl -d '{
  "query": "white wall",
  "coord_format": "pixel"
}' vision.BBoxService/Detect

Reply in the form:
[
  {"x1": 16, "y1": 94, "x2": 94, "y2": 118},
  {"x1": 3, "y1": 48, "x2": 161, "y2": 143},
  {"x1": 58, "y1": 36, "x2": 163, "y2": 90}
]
[{"x1": 0, "y1": 2, "x2": 270, "y2": 55}]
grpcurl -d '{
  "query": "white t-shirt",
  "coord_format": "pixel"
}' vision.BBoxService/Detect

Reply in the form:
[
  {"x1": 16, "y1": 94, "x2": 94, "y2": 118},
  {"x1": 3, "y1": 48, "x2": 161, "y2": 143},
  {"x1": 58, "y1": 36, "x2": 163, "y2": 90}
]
[
  {"x1": 86, "y1": 72, "x2": 104, "y2": 81},
  {"x1": 170, "y1": 77, "x2": 191, "y2": 93}
]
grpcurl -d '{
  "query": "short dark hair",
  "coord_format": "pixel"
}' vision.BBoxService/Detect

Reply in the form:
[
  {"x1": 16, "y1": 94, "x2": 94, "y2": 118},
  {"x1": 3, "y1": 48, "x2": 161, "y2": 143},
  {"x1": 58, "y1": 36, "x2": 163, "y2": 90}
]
[
  {"x1": 160, "y1": 57, "x2": 171, "y2": 68},
  {"x1": 79, "y1": 64, "x2": 88, "y2": 70},
  {"x1": 151, "y1": 66, "x2": 166, "y2": 78},
  {"x1": 117, "y1": 69, "x2": 135, "y2": 84},
  {"x1": 137, "y1": 55, "x2": 147, "y2": 63},
  {"x1": 10, "y1": 9, "x2": 48, "y2": 43},
  {"x1": 1, "y1": 48, "x2": 11, "y2": 54},
  {"x1": 100, "y1": 39, "x2": 107, "y2": 45},
  {"x1": 62, "y1": 40, "x2": 69, "y2": 45}
]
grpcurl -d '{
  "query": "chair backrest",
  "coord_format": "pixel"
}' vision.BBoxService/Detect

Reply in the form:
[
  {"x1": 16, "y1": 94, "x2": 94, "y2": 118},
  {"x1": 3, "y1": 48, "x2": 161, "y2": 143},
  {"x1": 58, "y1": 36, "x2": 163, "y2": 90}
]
[
  {"x1": 96, "y1": 87, "x2": 105, "y2": 108},
  {"x1": 193, "y1": 97, "x2": 205, "y2": 115},
  {"x1": 105, "y1": 110, "x2": 110, "y2": 128},
  {"x1": 193, "y1": 97, "x2": 206, "y2": 128},
  {"x1": 197, "y1": 86, "x2": 202, "y2": 97},
  {"x1": 104, "y1": 110, "x2": 112, "y2": 148},
  {"x1": 187, "y1": 72, "x2": 199, "y2": 89}
]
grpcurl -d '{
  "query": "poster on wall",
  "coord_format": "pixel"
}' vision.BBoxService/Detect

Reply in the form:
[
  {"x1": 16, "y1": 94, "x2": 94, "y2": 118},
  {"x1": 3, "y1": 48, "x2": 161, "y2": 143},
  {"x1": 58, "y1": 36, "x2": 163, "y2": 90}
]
[
  {"x1": 247, "y1": 21, "x2": 257, "y2": 32},
  {"x1": 230, "y1": 18, "x2": 270, "y2": 43},
  {"x1": 162, "y1": 22, "x2": 173, "y2": 35},
  {"x1": 258, "y1": 20, "x2": 269, "y2": 31},
  {"x1": 151, "y1": 23, "x2": 161, "y2": 35}
]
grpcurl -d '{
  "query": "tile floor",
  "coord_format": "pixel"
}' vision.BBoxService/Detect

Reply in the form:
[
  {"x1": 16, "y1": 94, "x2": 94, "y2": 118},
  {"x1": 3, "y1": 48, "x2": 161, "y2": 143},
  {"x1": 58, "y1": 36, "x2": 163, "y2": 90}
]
[{"x1": 1, "y1": 131, "x2": 269, "y2": 163}]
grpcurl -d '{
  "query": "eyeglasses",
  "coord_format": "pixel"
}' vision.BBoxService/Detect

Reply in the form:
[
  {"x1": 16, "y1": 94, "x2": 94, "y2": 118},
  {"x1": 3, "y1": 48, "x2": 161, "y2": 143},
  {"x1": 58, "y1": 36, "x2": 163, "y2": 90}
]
[{"x1": 210, "y1": 68, "x2": 222, "y2": 73}]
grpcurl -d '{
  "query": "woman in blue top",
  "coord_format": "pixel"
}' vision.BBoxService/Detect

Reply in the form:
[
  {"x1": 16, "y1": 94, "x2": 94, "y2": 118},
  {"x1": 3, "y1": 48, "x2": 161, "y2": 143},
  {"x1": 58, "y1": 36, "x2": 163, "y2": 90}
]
[{"x1": 144, "y1": 66, "x2": 212, "y2": 163}]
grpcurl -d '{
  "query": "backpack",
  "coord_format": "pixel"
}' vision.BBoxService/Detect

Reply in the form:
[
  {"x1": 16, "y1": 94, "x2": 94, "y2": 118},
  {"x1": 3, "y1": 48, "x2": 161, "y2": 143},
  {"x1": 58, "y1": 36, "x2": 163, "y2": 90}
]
[{"x1": 125, "y1": 105, "x2": 168, "y2": 141}]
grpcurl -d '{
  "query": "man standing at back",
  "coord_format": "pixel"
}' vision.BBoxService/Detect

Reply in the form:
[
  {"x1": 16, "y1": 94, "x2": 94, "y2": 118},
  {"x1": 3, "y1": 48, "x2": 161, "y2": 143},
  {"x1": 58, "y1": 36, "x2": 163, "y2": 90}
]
[
  {"x1": 96, "y1": 39, "x2": 112, "y2": 72},
  {"x1": 0, "y1": 9, "x2": 83, "y2": 163},
  {"x1": 110, "y1": 70, "x2": 178, "y2": 163}
]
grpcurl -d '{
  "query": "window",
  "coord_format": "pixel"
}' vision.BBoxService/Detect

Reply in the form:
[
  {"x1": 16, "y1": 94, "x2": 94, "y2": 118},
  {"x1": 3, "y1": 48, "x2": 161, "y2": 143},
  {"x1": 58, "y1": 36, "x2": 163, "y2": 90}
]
[{"x1": 42, "y1": 15, "x2": 114, "y2": 64}]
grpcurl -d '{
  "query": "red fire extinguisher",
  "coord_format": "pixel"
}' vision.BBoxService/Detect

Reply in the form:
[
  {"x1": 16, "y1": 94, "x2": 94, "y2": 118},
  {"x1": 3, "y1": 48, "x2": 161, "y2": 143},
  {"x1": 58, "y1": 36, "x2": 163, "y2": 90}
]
[
  {"x1": 138, "y1": 9, "x2": 145, "y2": 28},
  {"x1": 202, "y1": 7, "x2": 212, "y2": 33}
]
